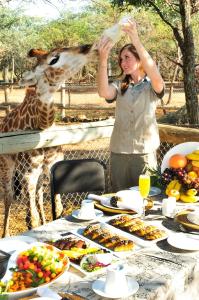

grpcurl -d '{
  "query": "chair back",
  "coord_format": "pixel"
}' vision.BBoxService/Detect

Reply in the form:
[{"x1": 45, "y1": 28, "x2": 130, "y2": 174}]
[{"x1": 50, "y1": 158, "x2": 106, "y2": 219}]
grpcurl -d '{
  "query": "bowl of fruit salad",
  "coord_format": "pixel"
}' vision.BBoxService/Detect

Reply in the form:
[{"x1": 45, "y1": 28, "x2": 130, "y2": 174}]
[{"x1": 0, "y1": 242, "x2": 69, "y2": 299}]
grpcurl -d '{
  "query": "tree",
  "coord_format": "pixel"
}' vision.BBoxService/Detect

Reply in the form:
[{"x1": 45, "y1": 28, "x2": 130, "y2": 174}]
[{"x1": 110, "y1": 0, "x2": 199, "y2": 125}]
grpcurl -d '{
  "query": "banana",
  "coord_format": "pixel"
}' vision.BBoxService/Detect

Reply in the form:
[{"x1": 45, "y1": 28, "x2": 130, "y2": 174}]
[
  {"x1": 186, "y1": 153, "x2": 199, "y2": 161},
  {"x1": 193, "y1": 150, "x2": 199, "y2": 155},
  {"x1": 186, "y1": 189, "x2": 197, "y2": 196},
  {"x1": 174, "y1": 181, "x2": 182, "y2": 191},
  {"x1": 165, "y1": 180, "x2": 181, "y2": 196},
  {"x1": 180, "y1": 194, "x2": 198, "y2": 203},
  {"x1": 192, "y1": 160, "x2": 199, "y2": 167}
]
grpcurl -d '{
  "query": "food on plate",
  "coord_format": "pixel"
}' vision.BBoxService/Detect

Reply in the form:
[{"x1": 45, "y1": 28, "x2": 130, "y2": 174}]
[
  {"x1": 145, "y1": 229, "x2": 167, "y2": 240},
  {"x1": 112, "y1": 240, "x2": 134, "y2": 252},
  {"x1": 108, "y1": 216, "x2": 167, "y2": 241},
  {"x1": 128, "y1": 222, "x2": 145, "y2": 232},
  {"x1": 45, "y1": 235, "x2": 108, "y2": 264},
  {"x1": 0, "y1": 244, "x2": 69, "y2": 294},
  {"x1": 169, "y1": 154, "x2": 187, "y2": 169},
  {"x1": 46, "y1": 237, "x2": 87, "y2": 250},
  {"x1": 83, "y1": 224, "x2": 100, "y2": 237},
  {"x1": 134, "y1": 225, "x2": 157, "y2": 237},
  {"x1": 82, "y1": 224, "x2": 135, "y2": 252},
  {"x1": 109, "y1": 215, "x2": 133, "y2": 226},
  {"x1": 80, "y1": 253, "x2": 113, "y2": 272}
]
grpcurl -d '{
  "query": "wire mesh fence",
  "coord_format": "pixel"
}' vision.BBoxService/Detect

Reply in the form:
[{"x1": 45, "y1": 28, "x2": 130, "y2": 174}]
[{"x1": 0, "y1": 138, "x2": 174, "y2": 237}]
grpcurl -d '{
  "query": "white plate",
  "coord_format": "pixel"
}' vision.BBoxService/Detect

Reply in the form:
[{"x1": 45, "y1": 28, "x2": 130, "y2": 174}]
[
  {"x1": 167, "y1": 233, "x2": 199, "y2": 251},
  {"x1": 72, "y1": 209, "x2": 103, "y2": 220},
  {"x1": 76, "y1": 223, "x2": 144, "y2": 258},
  {"x1": 161, "y1": 142, "x2": 199, "y2": 173},
  {"x1": 92, "y1": 277, "x2": 139, "y2": 298},
  {"x1": 129, "y1": 186, "x2": 162, "y2": 197},
  {"x1": 1, "y1": 242, "x2": 69, "y2": 299},
  {"x1": 0, "y1": 235, "x2": 37, "y2": 253}
]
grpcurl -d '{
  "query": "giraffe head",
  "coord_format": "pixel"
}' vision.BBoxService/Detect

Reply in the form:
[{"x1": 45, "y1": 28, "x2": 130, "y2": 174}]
[{"x1": 19, "y1": 44, "x2": 97, "y2": 89}]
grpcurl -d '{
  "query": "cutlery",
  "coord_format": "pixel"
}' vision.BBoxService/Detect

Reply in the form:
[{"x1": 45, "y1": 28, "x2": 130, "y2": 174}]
[{"x1": 140, "y1": 253, "x2": 183, "y2": 266}]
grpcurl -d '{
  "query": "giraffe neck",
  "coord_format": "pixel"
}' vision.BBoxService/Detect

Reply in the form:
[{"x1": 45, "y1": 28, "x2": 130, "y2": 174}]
[
  {"x1": 0, "y1": 88, "x2": 56, "y2": 132},
  {"x1": 36, "y1": 75, "x2": 63, "y2": 104}
]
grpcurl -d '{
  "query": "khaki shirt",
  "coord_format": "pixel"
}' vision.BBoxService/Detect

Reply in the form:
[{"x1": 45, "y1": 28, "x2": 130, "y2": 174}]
[{"x1": 109, "y1": 78, "x2": 160, "y2": 154}]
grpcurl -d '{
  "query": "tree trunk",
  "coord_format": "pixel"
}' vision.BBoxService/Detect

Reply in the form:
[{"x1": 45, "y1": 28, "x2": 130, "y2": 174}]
[
  {"x1": 179, "y1": 0, "x2": 198, "y2": 125},
  {"x1": 3, "y1": 67, "x2": 10, "y2": 104},
  {"x1": 166, "y1": 47, "x2": 182, "y2": 105},
  {"x1": 10, "y1": 56, "x2": 15, "y2": 93}
]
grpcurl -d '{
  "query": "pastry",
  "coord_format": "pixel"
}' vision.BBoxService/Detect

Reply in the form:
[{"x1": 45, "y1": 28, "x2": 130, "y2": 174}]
[
  {"x1": 128, "y1": 221, "x2": 145, "y2": 232},
  {"x1": 145, "y1": 229, "x2": 166, "y2": 240},
  {"x1": 113, "y1": 240, "x2": 134, "y2": 252},
  {"x1": 103, "y1": 236, "x2": 121, "y2": 248},
  {"x1": 134, "y1": 225, "x2": 157, "y2": 237},
  {"x1": 109, "y1": 215, "x2": 132, "y2": 226},
  {"x1": 83, "y1": 224, "x2": 99, "y2": 237}
]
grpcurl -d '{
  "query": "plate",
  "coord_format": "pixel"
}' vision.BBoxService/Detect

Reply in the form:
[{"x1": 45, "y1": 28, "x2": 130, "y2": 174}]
[
  {"x1": 167, "y1": 233, "x2": 199, "y2": 251},
  {"x1": 1, "y1": 242, "x2": 69, "y2": 299},
  {"x1": 72, "y1": 209, "x2": 103, "y2": 220},
  {"x1": 175, "y1": 210, "x2": 199, "y2": 231},
  {"x1": 0, "y1": 235, "x2": 37, "y2": 253},
  {"x1": 94, "y1": 194, "x2": 153, "y2": 215},
  {"x1": 92, "y1": 277, "x2": 139, "y2": 298},
  {"x1": 161, "y1": 142, "x2": 199, "y2": 172},
  {"x1": 106, "y1": 214, "x2": 168, "y2": 247},
  {"x1": 76, "y1": 223, "x2": 144, "y2": 258},
  {"x1": 129, "y1": 186, "x2": 162, "y2": 197}
]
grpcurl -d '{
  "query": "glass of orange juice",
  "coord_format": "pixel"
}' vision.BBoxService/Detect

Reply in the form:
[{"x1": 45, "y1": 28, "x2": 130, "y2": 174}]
[{"x1": 139, "y1": 174, "x2": 150, "y2": 219}]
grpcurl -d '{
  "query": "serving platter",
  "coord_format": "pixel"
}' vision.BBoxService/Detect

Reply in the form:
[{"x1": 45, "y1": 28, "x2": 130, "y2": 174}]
[
  {"x1": 175, "y1": 210, "x2": 199, "y2": 231},
  {"x1": 0, "y1": 242, "x2": 69, "y2": 299},
  {"x1": 161, "y1": 142, "x2": 199, "y2": 173},
  {"x1": 104, "y1": 215, "x2": 168, "y2": 247},
  {"x1": 76, "y1": 223, "x2": 146, "y2": 258},
  {"x1": 44, "y1": 233, "x2": 120, "y2": 275}
]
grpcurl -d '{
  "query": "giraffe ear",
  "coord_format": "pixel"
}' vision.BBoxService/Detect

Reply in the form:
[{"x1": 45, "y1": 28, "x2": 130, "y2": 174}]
[
  {"x1": 18, "y1": 70, "x2": 37, "y2": 87},
  {"x1": 28, "y1": 49, "x2": 49, "y2": 61}
]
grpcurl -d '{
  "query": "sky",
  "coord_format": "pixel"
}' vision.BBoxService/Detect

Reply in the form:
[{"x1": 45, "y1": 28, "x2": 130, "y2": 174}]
[{"x1": 8, "y1": 0, "x2": 91, "y2": 19}]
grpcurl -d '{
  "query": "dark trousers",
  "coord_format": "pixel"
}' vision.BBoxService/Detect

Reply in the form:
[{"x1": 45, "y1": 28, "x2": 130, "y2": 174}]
[{"x1": 110, "y1": 151, "x2": 157, "y2": 192}]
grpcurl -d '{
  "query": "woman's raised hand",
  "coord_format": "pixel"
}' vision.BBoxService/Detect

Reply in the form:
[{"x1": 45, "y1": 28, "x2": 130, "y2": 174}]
[
  {"x1": 97, "y1": 36, "x2": 114, "y2": 62},
  {"x1": 121, "y1": 18, "x2": 139, "y2": 43}
]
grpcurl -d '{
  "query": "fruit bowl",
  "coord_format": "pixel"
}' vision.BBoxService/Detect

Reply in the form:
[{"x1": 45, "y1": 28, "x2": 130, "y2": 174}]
[
  {"x1": 0, "y1": 242, "x2": 69, "y2": 300},
  {"x1": 160, "y1": 142, "x2": 199, "y2": 202}
]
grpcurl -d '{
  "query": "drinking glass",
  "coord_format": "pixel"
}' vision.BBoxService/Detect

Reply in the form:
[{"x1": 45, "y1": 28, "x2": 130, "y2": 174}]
[{"x1": 139, "y1": 174, "x2": 150, "y2": 219}]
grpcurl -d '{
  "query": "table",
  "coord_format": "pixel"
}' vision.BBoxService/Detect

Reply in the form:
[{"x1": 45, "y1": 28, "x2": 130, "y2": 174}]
[{"x1": 19, "y1": 197, "x2": 199, "y2": 300}]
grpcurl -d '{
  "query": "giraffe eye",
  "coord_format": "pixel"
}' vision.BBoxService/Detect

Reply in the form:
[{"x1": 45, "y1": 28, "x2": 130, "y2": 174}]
[{"x1": 49, "y1": 55, "x2": 60, "y2": 65}]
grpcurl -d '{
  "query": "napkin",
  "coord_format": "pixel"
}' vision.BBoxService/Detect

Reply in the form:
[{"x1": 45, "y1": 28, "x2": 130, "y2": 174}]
[
  {"x1": 37, "y1": 287, "x2": 61, "y2": 299},
  {"x1": 87, "y1": 192, "x2": 143, "y2": 213}
]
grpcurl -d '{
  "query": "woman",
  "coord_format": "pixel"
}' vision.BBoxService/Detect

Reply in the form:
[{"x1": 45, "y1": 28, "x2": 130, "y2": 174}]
[{"x1": 97, "y1": 19, "x2": 164, "y2": 191}]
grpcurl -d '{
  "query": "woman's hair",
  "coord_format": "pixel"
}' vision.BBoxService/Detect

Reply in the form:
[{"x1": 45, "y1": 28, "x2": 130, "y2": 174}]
[{"x1": 118, "y1": 44, "x2": 144, "y2": 95}]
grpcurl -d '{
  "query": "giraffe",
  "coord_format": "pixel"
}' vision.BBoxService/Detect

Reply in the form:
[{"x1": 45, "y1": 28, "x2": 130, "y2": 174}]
[{"x1": 0, "y1": 44, "x2": 97, "y2": 237}]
